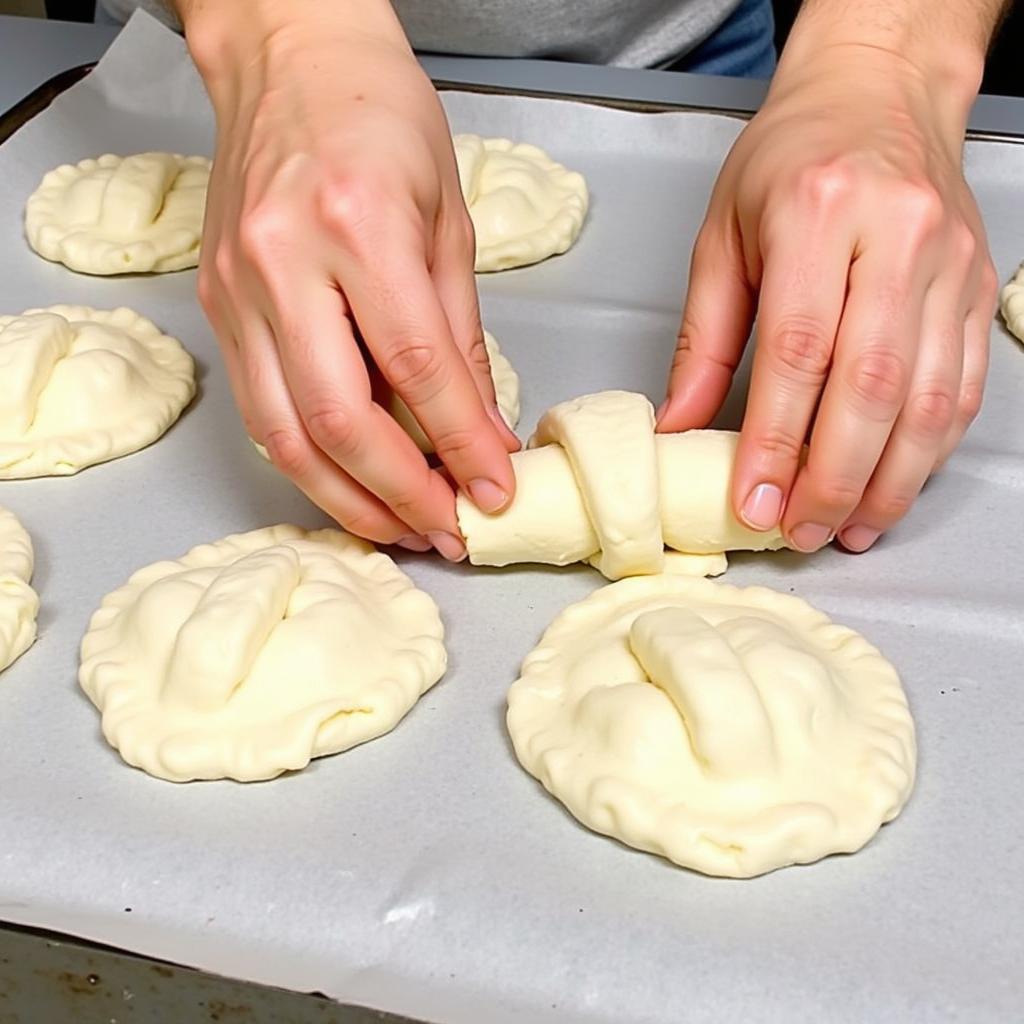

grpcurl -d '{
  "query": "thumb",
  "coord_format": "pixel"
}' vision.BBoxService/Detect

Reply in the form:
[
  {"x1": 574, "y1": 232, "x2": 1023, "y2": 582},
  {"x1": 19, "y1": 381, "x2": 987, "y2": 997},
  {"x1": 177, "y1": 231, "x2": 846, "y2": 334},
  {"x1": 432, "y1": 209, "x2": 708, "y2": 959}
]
[{"x1": 657, "y1": 221, "x2": 755, "y2": 433}]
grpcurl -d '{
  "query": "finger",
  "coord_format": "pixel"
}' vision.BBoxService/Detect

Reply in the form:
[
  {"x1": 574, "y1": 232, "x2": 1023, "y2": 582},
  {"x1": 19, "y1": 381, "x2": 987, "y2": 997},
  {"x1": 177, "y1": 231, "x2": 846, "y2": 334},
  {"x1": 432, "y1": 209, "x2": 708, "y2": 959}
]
[
  {"x1": 730, "y1": 226, "x2": 853, "y2": 532},
  {"x1": 782, "y1": 254, "x2": 926, "y2": 551},
  {"x1": 197, "y1": 273, "x2": 259, "y2": 439},
  {"x1": 430, "y1": 204, "x2": 521, "y2": 453},
  {"x1": 658, "y1": 221, "x2": 755, "y2": 432},
  {"x1": 341, "y1": 228, "x2": 516, "y2": 513},
  {"x1": 838, "y1": 277, "x2": 965, "y2": 552},
  {"x1": 935, "y1": 277, "x2": 994, "y2": 468},
  {"x1": 265, "y1": 283, "x2": 467, "y2": 557},
  {"x1": 238, "y1": 314, "x2": 425, "y2": 549}
]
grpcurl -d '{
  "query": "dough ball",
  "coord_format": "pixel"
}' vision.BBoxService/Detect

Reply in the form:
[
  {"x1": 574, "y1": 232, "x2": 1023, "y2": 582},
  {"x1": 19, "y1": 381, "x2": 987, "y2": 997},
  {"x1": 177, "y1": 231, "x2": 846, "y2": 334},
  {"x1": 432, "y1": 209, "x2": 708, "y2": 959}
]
[
  {"x1": 0, "y1": 305, "x2": 195, "y2": 478},
  {"x1": 389, "y1": 330, "x2": 521, "y2": 452},
  {"x1": 454, "y1": 134, "x2": 588, "y2": 272},
  {"x1": 1000, "y1": 262, "x2": 1024, "y2": 343},
  {"x1": 79, "y1": 525, "x2": 447, "y2": 782},
  {"x1": 508, "y1": 574, "x2": 916, "y2": 877},
  {"x1": 0, "y1": 507, "x2": 38, "y2": 675},
  {"x1": 25, "y1": 152, "x2": 210, "y2": 275}
]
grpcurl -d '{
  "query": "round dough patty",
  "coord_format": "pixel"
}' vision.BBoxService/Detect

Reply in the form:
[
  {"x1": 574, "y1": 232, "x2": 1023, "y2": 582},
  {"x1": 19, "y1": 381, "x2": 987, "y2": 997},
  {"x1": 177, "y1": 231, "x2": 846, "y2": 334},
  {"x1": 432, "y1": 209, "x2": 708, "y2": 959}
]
[
  {"x1": 508, "y1": 574, "x2": 916, "y2": 878},
  {"x1": 0, "y1": 305, "x2": 195, "y2": 478},
  {"x1": 80, "y1": 525, "x2": 447, "y2": 782},
  {"x1": 454, "y1": 134, "x2": 588, "y2": 272},
  {"x1": 0, "y1": 507, "x2": 38, "y2": 675},
  {"x1": 25, "y1": 152, "x2": 210, "y2": 275},
  {"x1": 1000, "y1": 261, "x2": 1024, "y2": 344}
]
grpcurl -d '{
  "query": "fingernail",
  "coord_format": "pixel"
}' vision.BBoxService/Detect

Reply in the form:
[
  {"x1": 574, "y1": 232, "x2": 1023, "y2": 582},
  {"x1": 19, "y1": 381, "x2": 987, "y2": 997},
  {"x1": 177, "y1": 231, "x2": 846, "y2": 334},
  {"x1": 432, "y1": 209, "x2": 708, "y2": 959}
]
[
  {"x1": 654, "y1": 399, "x2": 669, "y2": 424},
  {"x1": 740, "y1": 482, "x2": 783, "y2": 531},
  {"x1": 467, "y1": 478, "x2": 508, "y2": 514},
  {"x1": 396, "y1": 535, "x2": 432, "y2": 552},
  {"x1": 839, "y1": 525, "x2": 881, "y2": 553},
  {"x1": 788, "y1": 522, "x2": 833, "y2": 553},
  {"x1": 427, "y1": 530, "x2": 467, "y2": 562}
]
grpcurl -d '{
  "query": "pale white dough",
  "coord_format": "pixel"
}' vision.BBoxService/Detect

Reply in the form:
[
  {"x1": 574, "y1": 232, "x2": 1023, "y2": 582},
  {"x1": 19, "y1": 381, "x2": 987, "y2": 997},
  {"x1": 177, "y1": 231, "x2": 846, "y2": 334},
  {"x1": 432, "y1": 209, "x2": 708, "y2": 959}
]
[
  {"x1": 454, "y1": 134, "x2": 588, "y2": 272},
  {"x1": 457, "y1": 390, "x2": 787, "y2": 579},
  {"x1": 1000, "y1": 262, "x2": 1024, "y2": 343},
  {"x1": 0, "y1": 305, "x2": 195, "y2": 478},
  {"x1": 25, "y1": 152, "x2": 210, "y2": 275},
  {"x1": 0, "y1": 507, "x2": 39, "y2": 675},
  {"x1": 388, "y1": 330, "x2": 521, "y2": 452},
  {"x1": 79, "y1": 525, "x2": 447, "y2": 783},
  {"x1": 508, "y1": 574, "x2": 916, "y2": 878}
]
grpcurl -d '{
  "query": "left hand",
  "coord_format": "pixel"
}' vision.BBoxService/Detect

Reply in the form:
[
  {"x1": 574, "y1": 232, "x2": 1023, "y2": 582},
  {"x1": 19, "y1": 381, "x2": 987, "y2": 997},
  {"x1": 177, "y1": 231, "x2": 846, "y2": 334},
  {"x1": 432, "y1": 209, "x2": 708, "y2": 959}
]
[{"x1": 658, "y1": 42, "x2": 998, "y2": 553}]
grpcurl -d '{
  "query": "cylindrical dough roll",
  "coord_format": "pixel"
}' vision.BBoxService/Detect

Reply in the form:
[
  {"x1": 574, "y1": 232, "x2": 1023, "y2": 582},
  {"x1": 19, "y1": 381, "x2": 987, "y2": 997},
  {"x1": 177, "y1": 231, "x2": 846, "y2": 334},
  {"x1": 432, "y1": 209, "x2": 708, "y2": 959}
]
[
  {"x1": 657, "y1": 432, "x2": 786, "y2": 554},
  {"x1": 457, "y1": 430, "x2": 787, "y2": 570}
]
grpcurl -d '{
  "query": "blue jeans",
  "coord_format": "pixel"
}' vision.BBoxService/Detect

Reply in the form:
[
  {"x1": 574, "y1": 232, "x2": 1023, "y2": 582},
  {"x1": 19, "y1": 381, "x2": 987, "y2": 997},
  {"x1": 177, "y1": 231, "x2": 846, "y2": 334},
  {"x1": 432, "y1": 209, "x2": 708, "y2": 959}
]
[{"x1": 675, "y1": 0, "x2": 776, "y2": 79}]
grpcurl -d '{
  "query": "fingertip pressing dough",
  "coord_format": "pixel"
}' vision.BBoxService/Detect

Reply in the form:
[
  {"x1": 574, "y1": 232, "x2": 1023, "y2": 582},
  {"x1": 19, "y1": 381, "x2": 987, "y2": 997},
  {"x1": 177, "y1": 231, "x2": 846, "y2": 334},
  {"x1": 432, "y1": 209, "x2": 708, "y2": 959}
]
[
  {"x1": 79, "y1": 525, "x2": 447, "y2": 782},
  {"x1": 0, "y1": 305, "x2": 195, "y2": 478},
  {"x1": 0, "y1": 507, "x2": 39, "y2": 674},
  {"x1": 454, "y1": 134, "x2": 588, "y2": 272},
  {"x1": 1000, "y1": 262, "x2": 1024, "y2": 343},
  {"x1": 507, "y1": 574, "x2": 916, "y2": 878},
  {"x1": 25, "y1": 152, "x2": 210, "y2": 275},
  {"x1": 389, "y1": 330, "x2": 521, "y2": 452},
  {"x1": 456, "y1": 390, "x2": 787, "y2": 579}
]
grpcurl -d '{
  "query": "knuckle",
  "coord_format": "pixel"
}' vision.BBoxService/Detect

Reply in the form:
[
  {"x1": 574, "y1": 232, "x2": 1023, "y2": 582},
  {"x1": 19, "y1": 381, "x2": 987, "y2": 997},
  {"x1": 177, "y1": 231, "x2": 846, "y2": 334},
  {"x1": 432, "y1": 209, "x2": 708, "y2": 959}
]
[
  {"x1": 950, "y1": 223, "x2": 977, "y2": 265},
  {"x1": 865, "y1": 490, "x2": 915, "y2": 525},
  {"x1": 340, "y1": 508, "x2": 392, "y2": 543},
  {"x1": 263, "y1": 427, "x2": 312, "y2": 478},
  {"x1": 431, "y1": 425, "x2": 482, "y2": 463},
  {"x1": 317, "y1": 175, "x2": 379, "y2": 243},
  {"x1": 383, "y1": 342, "x2": 448, "y2": 401},
  {"x1": 898, "y1": 183, "x2": 945, "y2": 240},
  {"x1": 846, "y1": 347, "x2": 909, "y2": 410},
  {"x1": 906, "y1": 386, "x2": 957, "y2": 436},
  {"x1": 454, "y1": 208, "x2": 477, "y2": 256},
  {"x1": 794, "y1": 161, "x2": 855, "y2": 208},
  {"x1": 304, "y1": 402, "x2": 362, "y2": 457},
  {"x1": 196, "y1": 270, "x2": 215, "y2": 313},
  {"x1": 979, "y1": 260, "x2": 1000, "y2": 308},
  {"x1": 237, "y1": 202, "x2": 291, "y2": 264},
  {"x1": 212, "y1": 244, "x2": 235, "y2": 285},
  {"x1": 812, "y1": 477, "x2": 864, "y2": 514},
  {"x1": 767, "y1": 319, "x2": 834, "y2": 380},
  {"x1": 958, "y1": 381, "x2": 985, "y2": 425},
  {"x1": 753, "y1": 426, "x2": 805, "y2": 464},
  {"x1": 465, "y1": 330, "x2": 491, "y2": 375}
]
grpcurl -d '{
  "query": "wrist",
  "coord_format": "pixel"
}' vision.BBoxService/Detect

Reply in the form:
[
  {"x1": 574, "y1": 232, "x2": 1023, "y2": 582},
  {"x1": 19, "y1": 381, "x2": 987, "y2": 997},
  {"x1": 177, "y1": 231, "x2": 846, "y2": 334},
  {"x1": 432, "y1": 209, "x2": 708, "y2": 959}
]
[
  {"x1": 180, "y1": 0, "x2": 410, "y2": 108},
  {"x1": 776, "y1": 2, "x2": 986, "y2": 132}
]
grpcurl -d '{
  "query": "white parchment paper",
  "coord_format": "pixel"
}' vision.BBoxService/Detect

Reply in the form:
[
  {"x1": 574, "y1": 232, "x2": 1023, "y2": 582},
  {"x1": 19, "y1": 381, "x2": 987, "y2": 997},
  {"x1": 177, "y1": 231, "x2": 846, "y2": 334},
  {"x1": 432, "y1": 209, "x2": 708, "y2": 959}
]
[{"x1": 0, "y1": 12, "x2": 1022, "y2": 1023}]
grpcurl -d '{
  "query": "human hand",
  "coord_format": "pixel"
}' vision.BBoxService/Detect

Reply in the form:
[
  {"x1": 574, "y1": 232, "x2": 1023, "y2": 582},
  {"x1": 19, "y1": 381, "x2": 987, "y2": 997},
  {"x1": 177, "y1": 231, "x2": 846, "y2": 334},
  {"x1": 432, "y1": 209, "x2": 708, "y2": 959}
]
[
  {"x1": 659, "y1": 23, "x2": 998, "y2": 554},
  {"x1": 183, "y1": 0, "x2": 518, "y2": 559}
]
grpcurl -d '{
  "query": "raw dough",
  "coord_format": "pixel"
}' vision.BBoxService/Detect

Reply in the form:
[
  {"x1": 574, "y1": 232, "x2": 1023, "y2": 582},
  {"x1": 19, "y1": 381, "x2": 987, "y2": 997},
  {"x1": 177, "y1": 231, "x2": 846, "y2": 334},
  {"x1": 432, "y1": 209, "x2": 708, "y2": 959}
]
[
  {"x1": 79, "y1": 525, "x2": 447, "y2": 782},
  {"x1": 389, "y1": 330, "x2": 521, "y2": 452},
  {"x1": 0, "y1": 305, "x2": 195, "y2": 478},
  {"x1": 457, "y1": 391, "x2": 787, "y2": 579},
  {"x1": 507, "y1": 574, "x2": 916, "y2": 878},
  {"x1": 25, "y1": 152, "x2": 210, "y2": 275},
  {"x1": 454, "y1": 134, "x2": 588, "y2": 272},
  {"x1": 0, "y1": 507, "x2": 38, "y2": 675},
  {"x1": 1000, "y1": 262, "x2": 1024, "y2": 343}
]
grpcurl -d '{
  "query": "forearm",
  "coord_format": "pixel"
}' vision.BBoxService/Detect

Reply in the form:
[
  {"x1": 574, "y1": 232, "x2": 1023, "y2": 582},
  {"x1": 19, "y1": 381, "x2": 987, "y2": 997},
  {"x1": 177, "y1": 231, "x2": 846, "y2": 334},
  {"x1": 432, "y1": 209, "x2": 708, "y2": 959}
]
[{"x1": 779, "y1": 0, "x2": 1008, "y2": 114}]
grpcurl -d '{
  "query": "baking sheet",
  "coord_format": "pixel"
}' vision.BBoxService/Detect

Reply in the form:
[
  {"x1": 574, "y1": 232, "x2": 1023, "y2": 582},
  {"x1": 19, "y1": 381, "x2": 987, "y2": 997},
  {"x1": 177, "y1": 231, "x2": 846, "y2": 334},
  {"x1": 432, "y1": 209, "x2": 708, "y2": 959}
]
[{"x1": 1, "y1": 11, "x2": 1023, "y2": 1023}]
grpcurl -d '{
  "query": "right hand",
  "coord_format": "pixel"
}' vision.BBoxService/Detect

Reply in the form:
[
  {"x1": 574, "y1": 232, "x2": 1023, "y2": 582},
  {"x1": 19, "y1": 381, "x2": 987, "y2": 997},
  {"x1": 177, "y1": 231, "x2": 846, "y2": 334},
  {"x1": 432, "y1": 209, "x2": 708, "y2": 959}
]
[{"x1": 183, "y1": 0, "x2": 518, "y2": 560}]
